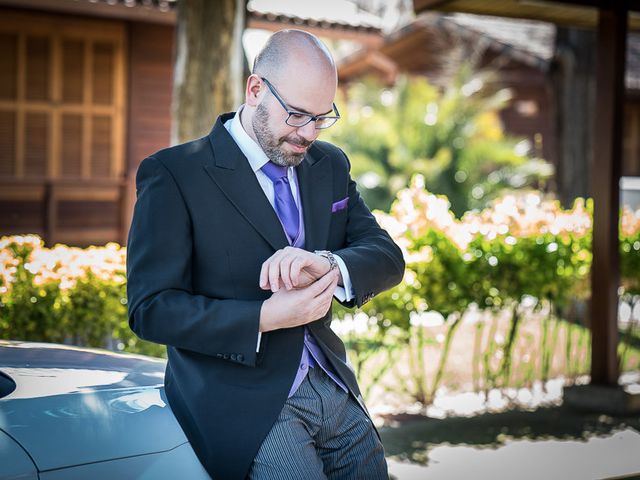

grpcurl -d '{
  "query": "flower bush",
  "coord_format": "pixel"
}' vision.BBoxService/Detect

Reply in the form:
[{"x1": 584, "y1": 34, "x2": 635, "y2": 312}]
[
  {"x1": 334, "y1": 175, "x2": 639, "y2": 403},
  {"x1": 0, "y1": 236, "x2": 164, "y2": 357}
]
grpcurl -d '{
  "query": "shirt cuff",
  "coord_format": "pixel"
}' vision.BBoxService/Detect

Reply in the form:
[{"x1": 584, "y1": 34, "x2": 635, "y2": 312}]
[
  {"x1": 256, "y1": 332, "x2": 262, "y2": 353},
  {"x1": 333, "y1": 254, "x2": 354, "y2": 302}
]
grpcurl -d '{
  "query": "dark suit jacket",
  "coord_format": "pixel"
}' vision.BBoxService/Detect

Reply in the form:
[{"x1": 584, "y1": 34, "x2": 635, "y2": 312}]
[{"x1": 126, "y1": 112, "x2": 405, "y2": 479}]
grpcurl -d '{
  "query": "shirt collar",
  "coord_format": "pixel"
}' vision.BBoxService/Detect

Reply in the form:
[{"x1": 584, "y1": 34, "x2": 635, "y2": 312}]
[{"x1": 225, "y1": 105, "x2": 272, "y2": 173}]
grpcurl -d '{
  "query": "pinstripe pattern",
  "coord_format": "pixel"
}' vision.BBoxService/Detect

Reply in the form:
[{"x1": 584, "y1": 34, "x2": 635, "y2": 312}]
[{"x1": 247, "y1": 366, "x2": 388, "y2": 479}]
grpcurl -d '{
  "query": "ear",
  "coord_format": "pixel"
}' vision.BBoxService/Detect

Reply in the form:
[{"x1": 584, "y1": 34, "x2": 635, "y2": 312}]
[{"x1": 245, "y1": 74, "x2": 263, "y2": 107}]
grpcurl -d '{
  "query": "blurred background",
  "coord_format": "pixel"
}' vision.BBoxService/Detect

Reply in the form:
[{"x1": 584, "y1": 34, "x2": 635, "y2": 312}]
[{"x1": 0, "y1": 0, "x2": 639, "y2": 478}]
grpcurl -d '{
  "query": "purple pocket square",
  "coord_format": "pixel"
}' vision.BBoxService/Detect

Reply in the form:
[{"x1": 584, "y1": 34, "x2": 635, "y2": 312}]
[{"x1": 331, "y1": 197, "x2": 349, "y2": 213}]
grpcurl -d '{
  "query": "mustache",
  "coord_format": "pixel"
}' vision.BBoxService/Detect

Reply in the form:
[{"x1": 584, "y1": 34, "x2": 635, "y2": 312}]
[{"x1": 281, "y1": 136, "x2": 312, "y2": 148}]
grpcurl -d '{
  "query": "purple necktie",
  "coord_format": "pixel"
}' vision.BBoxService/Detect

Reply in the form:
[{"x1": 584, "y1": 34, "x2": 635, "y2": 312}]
[{"x1": 261, "y1": 162, "x2": 300, "y2": 243}]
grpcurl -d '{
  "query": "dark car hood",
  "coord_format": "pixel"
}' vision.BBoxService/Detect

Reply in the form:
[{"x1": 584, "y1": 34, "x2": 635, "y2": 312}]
[{"x1": 0, "y1": 341, "x2": 189, "y2": 472}]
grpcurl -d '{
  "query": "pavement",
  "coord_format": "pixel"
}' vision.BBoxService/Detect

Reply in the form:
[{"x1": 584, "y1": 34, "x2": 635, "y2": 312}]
[{"x1": 377, "y1": 374, "x2": 640, "y2": 480}]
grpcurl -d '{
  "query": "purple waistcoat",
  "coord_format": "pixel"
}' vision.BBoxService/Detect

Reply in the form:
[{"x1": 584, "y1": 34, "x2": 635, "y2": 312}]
[{"x1": 285, "y1": 176, "x2": 348, "y2": 398}]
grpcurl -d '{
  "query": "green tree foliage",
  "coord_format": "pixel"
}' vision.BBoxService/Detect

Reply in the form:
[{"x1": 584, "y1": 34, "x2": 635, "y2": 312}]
[{"x1": 325, "y1": 66, "x2": 552, "y2": 215}]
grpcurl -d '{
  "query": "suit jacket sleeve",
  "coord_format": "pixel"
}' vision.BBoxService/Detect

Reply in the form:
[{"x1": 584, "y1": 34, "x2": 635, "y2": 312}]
[
  {"x1": 126, "y1": 156, "x2": 262, "y2": 367},
  {"x1": 332, "y1": 148, "x2": 405, "y2": 308}
]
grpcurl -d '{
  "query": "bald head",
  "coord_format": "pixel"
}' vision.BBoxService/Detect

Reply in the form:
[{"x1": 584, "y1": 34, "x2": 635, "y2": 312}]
[
  {"x1": 241, "y1": 30, "x2": 339, "y2": 166},
  {"x1": 253, "y1": 30, "x2": 337, "y2": 85}
]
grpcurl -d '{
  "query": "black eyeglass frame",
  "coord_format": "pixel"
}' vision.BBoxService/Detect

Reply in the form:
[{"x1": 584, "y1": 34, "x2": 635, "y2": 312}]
[{"x1": 260, "y1": 77, "x2": 340, "y2": 130}]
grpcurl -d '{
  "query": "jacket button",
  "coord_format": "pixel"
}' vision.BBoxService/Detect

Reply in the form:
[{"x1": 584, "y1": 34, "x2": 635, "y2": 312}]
[
  {"x1": 223, "y1": 354, "x2": 230, "y2": 360},
  {"x1": 230, "y1": 353, "x2": 237, "y2": 361},
  {"x1": 216, "y1": 354, "x2": 222, "y2": 359},
  {"x1": 237, "y1": 354, "x2": 244, "y2": 362}
]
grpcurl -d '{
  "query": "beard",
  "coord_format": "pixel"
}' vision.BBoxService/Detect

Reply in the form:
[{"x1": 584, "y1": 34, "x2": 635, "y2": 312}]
[{"x1": 252, "y1": 102, "x2": 312, "y2": 167}]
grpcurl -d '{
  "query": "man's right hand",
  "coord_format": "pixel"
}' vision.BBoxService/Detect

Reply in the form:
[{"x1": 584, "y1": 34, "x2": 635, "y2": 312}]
[{"x1": 259, "y1": 269, "x2": 339, "y2": 332}]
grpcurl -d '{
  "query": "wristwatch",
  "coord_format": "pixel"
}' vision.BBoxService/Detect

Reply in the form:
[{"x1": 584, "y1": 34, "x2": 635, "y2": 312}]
[{"x1": 314, "y1": 250, "x2": 338, "y2": 272}]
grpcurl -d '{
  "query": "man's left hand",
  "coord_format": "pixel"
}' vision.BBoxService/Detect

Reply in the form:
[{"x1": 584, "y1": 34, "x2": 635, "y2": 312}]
[{"x1": 259, "y1": 246, "x2": 340, "y2": 292}]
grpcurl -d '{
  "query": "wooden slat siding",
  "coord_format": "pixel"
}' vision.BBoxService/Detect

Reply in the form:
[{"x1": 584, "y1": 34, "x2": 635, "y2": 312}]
[
  {"x1": 127, "y1": 22, "x2": 174, "y2": 166},
  {"x1": 0, "y1": 111, "x2": 15, "y2": 176},
  {"x1": 0, "y1": 33, "x2": 18, "y2": 99},
  {"x1": 61, "y1": 114, "x2": 82, "y2": 176},
  {"x1": 24, "y1": 112, "x2": 48, "y2": 177},
  {"x1": 43, "y1": 180, "x2": 55, "y2": 243},
  {"x1": 113, "y1": 27, "x2": 127, "y2": 180},
  {"x1": 0, "y1": 102, "x2": 116, "y2": 114},
  {"x1": 15, "y1": 32, "x2": 25, "y2": 177},
  {"x1": 0, "y1": 179, "x2": 125, "y2": 242},
  {"x1": 124, "y1": 21, "x2": 174, "y2": 245},
  {"x1": 50, "y1": 33, "x2": 60, "y2": 178},
  {"x1": 82, "y1": 38, "x2": 92, "y2": 179},
  {"x1": 0, "y1": 181, "x2": 46, "y2": 234},
  {"x1": 25, "y1": 35, "x2": 50, "y2": 101},
  {"x1": 92, "y1": 115, "x2": 111, "y2": 177},
  {"x1": 62, "y1": 39, "x2": 84, "y2": 104},
  {"x1": 58, "y1": 200, "x2": 119, "y2": 228}
]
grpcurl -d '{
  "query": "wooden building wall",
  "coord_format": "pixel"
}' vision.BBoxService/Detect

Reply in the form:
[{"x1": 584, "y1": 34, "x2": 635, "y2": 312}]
[
  {"x1": 623, "y1": 95, "x2": 640, "y2": 176},
  {"x1": 0, "y1": 8, "x2": 175, "y2": 247},
  {"x1": 487, "y1": 57, "x2": 558, "y2": 168},
  {"x1": 123, "y1": 22, "x2": 174, "y2": 243}
]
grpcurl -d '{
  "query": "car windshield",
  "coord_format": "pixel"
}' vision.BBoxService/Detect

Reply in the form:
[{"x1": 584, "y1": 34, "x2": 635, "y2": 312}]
[{"x1": 0, "y1": 370, "x2": 16, "y2": 399}]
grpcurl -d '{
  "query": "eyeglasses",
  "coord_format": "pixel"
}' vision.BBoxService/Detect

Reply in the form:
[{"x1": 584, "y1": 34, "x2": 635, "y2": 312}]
[{"x1": 261, "y1": 77, "x2": 340, "y2": 129}]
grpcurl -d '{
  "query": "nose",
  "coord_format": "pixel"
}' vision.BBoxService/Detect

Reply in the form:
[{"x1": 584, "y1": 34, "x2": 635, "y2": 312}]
[{"x1": 296, "y1": 121, "x2": 318, "y2": 142}]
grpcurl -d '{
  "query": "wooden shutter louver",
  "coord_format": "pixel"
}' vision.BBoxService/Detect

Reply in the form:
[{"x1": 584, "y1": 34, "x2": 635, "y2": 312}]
[
  {"x1": 61, "y1": 113, "x2": 82, "y2": 176},
  {"x1": 62, "y1": 40, "x2": 84, "y2": 104},
  {"x1": 0, "y1": 33, "x2": 17, "y2": 100},
  {"x1": 24, "y1": 112, "x2": 48, "y2": 177},
  {"x1": 92, "y1": 42, "x2": 114, "y2": 105},
  {"x1": 0, "y1": 111, "x2": 16, "y2": 175},
  {"x1": 25, "y1": 36, "x2": 50, "y2": 102},
  {"x1": 91, "y1": 115, "x2": 111, "y2": 177}
]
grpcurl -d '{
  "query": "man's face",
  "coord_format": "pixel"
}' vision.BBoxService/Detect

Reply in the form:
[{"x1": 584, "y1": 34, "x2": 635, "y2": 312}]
[{"x1": 251, "y1": 75, "x2": 336, "y2": 167}]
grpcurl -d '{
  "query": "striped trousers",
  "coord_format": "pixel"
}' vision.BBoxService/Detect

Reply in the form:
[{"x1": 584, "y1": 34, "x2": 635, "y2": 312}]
[{"x1": 247, "y1": 364, "x2": 388, "y2": 479}]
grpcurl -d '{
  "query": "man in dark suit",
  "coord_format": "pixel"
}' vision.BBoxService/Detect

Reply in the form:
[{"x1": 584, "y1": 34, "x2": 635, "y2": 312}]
[{"x1": 126, "y1": 29, "x2": 404, "y2": 479}]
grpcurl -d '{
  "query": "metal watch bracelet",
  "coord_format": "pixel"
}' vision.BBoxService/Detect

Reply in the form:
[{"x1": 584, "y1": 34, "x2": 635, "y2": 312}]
[{"x1": 314, "y1": 250, "x2": 338, "y2": 271}]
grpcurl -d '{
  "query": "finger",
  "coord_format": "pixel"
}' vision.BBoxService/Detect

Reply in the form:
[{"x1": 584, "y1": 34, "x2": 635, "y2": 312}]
[
  {"x1": 260, "y1": 250, "x2": 281, "y2": 289},
  {"x1": 259, "y1": 258, "x2": 272, "y2": 289},
  {"x1": 309, "y1": 274, "x2": 339, "y2": 318},
  {"x1": 261, "y1": 249, "x2": 286, "y2": 290},
  {"x1": 268, "y1": 254, "x2": 285, "y2": 292},
  {"x1": 279, "y1": 254, "x2": 295, "y2": 290},
  {"x1": 289, "y1": 256, "x2": 307, "y2": 287},
  {"x1": 310, "y1": 269, "x2": 339, "y2": 298}
]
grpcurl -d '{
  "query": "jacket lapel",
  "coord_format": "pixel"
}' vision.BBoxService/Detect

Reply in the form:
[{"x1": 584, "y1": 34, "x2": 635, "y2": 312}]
[
  {"x1": 203, "y1": 114, "x2": 289, "y2": 251},
  {"x1": 297, "y1": 144, "x2": 332, "y2": 252},
  {"x1": 203, "y1": 113, "x2": 334, "y2": 253}
]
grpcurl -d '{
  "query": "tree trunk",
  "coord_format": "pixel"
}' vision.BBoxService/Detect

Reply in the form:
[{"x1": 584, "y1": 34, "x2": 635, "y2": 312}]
[
  {"x1": 172, "y1": 0, "x2": 246, "y2": 145},
  {"x1": 550, "y1": 27, "x2": 596, "y2": 207}
]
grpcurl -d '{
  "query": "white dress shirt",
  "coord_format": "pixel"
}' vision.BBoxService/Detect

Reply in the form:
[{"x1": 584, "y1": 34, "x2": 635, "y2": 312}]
[{"x1": 224, "y1": 107, "x2": 354, "y2": 350}]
